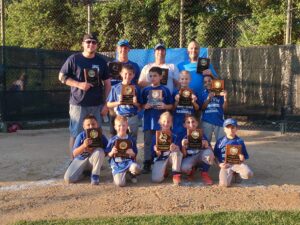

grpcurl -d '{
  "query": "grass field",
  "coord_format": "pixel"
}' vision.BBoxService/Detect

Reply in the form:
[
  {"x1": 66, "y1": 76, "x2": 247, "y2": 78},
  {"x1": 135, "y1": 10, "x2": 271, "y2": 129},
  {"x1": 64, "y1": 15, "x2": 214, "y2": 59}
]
[{"x1": 14, "y1": 211, "x2": 300, "y2": 225}]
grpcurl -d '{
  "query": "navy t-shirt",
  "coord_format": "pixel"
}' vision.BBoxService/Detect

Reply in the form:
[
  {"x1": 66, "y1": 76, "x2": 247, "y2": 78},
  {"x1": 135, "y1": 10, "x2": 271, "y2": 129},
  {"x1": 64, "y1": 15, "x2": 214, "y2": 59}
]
[{"x1": 60, "y1": 53, "x2": 109, "y2": 106}]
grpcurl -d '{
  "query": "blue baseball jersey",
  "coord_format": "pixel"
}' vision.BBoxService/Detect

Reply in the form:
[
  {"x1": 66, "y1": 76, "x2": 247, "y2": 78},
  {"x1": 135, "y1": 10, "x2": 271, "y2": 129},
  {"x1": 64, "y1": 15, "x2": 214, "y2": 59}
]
[
  {"x1": 141, "y1": 85, "x2": 173, "y2": 131},
  {"x1": 105, "y1": 134, "x2": 138, "y2": 175},
  {"x1": 172, "y1": 88, "x2": 200, "y2": 135},
  {"x1": 151, "y1": 132, "x2": 180, "y2": 160},
  {"x1": 110, "y1": 59, "x2": 141, "y2": 86},
  {"x1": 60, "y1": 53, "x2": 109, "y2": 106},
  {"x1": 181, "y1": 132, "x2": 210, "y2": 157},
  {"x1": 199, "y1": 89, "x2": 225, "y2": 127},
  {"x1": 177, "y1": 61, "x2": 217, "y2": 96},
  {"x1": 214, "y1": 135, "x2": 249, "y2": 163},
  {"x1": 107, "y1": 82, "x2": 141, "y2": 116},
  {"x1": 73, "y1": 130, "x2": 108, "y2": 160}
]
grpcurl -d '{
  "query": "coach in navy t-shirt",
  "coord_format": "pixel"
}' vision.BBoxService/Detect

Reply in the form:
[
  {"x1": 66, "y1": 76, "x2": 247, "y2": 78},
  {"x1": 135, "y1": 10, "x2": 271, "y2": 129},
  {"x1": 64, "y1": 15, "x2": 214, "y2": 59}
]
[{"x1": 59, "y1": 33, "x2": 111, "y2": 157}]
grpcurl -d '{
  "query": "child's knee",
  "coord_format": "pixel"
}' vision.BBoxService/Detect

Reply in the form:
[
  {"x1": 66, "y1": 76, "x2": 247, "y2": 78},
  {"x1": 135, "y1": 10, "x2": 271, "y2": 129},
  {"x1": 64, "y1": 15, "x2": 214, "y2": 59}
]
[{"x1": 114, "y1": 179, "x2": 126, "y2": 187}]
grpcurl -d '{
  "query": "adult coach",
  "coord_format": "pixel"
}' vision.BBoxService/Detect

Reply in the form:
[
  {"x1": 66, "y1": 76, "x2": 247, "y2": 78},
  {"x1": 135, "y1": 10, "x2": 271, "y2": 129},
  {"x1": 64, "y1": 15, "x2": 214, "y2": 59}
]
[
  {"x1": 177, "y1": 40, "x2": 217, "y2": 96},
  {"x1": 111, "y1": 39, "x2": 141, "y2": 86},
  {"x1": 59, "y1": 33, "x2": 111, "y2": 157},
  {"x1": 108, "y1": 39, "x2": 141, "y2": 137},
  {"x1": 138, "y1": 43, "x2": 179, "y2": 93}
]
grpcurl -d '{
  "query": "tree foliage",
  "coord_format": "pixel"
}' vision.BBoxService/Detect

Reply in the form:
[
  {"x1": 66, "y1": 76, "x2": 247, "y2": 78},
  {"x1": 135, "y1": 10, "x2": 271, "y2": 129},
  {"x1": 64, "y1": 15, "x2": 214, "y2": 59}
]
[{"x1": 3, "y1": 0, "x2": 300, "y2": 50}]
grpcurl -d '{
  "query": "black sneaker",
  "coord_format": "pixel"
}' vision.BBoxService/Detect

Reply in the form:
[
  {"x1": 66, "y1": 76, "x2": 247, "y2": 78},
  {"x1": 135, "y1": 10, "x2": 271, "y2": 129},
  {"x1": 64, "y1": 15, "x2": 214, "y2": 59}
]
[{"x1": 142, "y1": 164, "x2": 151, "y2": 174}]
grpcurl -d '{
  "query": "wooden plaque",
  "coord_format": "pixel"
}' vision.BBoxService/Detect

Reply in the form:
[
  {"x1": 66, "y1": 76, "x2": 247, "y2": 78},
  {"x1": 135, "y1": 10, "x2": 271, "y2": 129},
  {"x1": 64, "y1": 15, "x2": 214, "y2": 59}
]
[
  {"x1": 187, "y1": 129, "x2": 202, "y2": 149},
  {"x1": 225, "y1": 144, "x2": 242, "y2": 164},
  {"x1": 178, "y1": 87, "x2": 193, "y2": 107},
  {"x1": 196, "y1": 57, "x2": 210, "y2": 74},
  {"x1": 160, "y1": 68, "x2": 169, "y2": 85},
  {"x1": 86, "y1": 128, "x2": 103, "y2": 148},
  {"x1": 156, "y1": 130, "x2": 172, "y2": 151},
  {"x1": 115, "y1": 139, "x2": 131, "y2": 158},
  {"x1": 84, "y1": 68, "x2": 99, "y2": 86},
  {"x1": 211, "y1": 79, "x2": 224, "y2": 95},
  {"x1": 121, "y1": 85, "x2": 135, "y2": 105},
  {"x1": 108, "y1": 62, "x2": 122, "y2": 80},
  {"x1": 148, "y1": 89, "x2": 163, "y2": 107}
]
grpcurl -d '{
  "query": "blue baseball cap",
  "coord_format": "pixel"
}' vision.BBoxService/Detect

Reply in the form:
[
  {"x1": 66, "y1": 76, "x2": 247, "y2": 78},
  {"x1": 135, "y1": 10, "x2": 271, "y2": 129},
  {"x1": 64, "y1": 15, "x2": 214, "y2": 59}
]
[
  {"x1": 154, "y1": 43, "x2": 166, "y2": 50},
  {"x1": 223, "y1": 118, "x2": 238, "y2": 127},
  {"x1": 117, "y1": 39, "x2": 130, "y2": 47}
]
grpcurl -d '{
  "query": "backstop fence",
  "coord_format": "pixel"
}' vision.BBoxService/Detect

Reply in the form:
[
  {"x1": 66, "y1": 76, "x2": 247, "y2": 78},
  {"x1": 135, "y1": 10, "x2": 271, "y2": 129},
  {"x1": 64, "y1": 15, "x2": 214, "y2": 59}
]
[{"x1": 0, "y1": 45, "x2": 300, "y2": 132}]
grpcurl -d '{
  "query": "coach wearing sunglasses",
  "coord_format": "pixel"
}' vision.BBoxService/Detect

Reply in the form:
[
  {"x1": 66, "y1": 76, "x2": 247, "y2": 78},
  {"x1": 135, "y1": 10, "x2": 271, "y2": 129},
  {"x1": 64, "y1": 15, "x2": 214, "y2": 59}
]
[{"x1": 59, "y1": 33, "x2": 111, "y2": 158}]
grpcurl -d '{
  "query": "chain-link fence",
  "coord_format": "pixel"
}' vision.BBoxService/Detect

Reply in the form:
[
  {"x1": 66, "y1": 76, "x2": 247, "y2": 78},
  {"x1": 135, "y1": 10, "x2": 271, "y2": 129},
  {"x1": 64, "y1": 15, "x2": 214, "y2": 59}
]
[{"x1": 1, "y1": 0, "x2": 300, "y2": 51}]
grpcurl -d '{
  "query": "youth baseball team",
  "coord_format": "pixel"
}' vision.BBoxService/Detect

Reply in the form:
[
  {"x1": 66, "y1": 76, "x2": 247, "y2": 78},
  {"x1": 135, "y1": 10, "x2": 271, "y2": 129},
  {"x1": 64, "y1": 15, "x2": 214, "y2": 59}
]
[{"x1": 58, "y1": 34, "x2": 254, "y2": 187}]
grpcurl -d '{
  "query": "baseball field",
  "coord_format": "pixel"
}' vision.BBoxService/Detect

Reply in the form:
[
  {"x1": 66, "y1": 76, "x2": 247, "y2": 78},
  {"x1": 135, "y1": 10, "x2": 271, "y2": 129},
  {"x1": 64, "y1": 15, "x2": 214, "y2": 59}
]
[{"x1": 0, "y1": 127, "x2": 300, "y2": 224}]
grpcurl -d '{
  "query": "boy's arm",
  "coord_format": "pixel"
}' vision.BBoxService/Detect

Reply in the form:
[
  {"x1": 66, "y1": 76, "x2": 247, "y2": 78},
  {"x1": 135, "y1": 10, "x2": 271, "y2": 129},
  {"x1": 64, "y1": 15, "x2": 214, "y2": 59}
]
[
  {"x1": 73, "y1": 138, "x2": 90, "y2": 158},
  {"x1": 220, "y1": 90, "x2": 228, "y2": 110},
  {"x1": 107, "y1": 101, "x2": 120, "y2": 109},
  {"x1": 201, "y1": 92, "x2": 214, "y2": 110}
]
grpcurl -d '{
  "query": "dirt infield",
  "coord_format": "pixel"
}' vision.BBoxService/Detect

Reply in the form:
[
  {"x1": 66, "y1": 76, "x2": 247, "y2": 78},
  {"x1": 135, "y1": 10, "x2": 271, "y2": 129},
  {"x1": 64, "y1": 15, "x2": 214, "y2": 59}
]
[{"x1": 0, "y1": 128, "x2": 300, "y2": 224}]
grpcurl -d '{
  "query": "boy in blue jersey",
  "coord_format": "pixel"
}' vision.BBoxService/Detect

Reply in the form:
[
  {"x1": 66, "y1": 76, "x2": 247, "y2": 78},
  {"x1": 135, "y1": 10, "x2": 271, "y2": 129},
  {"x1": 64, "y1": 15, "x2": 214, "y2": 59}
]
[
  {"x1": 173, "y1": 70, "x2": 199, "y2": 136},
  {"x1": 151, "y1": 112, "x2": 183, "y2": 185},
  {"x1": 107, "y1": 64, "x2": 141, "y2": 141},
  {"x1": 141, "y1": 67, "x2": 174, "y2": 173},
  {"x1": 64, "y1": 114, "x2": 108, "y2": 185},
  {"x1": 214, "y1": 118, "x2": 254, "y2": 187},
  {"x1": 106, "y1": 115, "x2": 141, "y2": 187},
  {"x1": 180, "y1": 115, "x2": 214, "y2": 185},
  {"x1": 199, "y1": 75, "x2": 227, "y2": 142}
]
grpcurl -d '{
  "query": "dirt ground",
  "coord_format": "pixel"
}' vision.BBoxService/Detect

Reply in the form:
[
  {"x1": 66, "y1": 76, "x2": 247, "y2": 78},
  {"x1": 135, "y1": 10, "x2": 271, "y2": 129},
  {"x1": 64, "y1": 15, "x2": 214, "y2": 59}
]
[{"x1": 0, "y1": 127, "x2": 300, "y2": 225}]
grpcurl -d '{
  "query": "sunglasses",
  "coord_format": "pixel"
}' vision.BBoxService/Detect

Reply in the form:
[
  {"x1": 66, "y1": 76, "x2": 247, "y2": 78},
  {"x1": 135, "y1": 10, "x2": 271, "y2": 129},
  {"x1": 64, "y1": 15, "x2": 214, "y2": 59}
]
[{"x1": 85, "y1": 40, "x2": 97, "y2": 45}]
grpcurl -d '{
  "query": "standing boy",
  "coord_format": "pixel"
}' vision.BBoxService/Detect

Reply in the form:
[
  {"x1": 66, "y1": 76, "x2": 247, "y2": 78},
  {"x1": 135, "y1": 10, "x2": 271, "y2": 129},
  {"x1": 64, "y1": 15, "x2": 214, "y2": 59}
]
[
  {"x1": 141, "y1": 67, "x2": 173, "y2": 173},
  {"x1": 107, "y1": 64, "x2": 141, "y2": 141},
  {"x1": 64, "y1": 114, "x2": 108, "y2": 185},
  {"x1": 199, "y1": 75, "x2": 227, "y2": 142},
  {"x1": 214, "y1": 118, "x2": 254, "y2": 187}
]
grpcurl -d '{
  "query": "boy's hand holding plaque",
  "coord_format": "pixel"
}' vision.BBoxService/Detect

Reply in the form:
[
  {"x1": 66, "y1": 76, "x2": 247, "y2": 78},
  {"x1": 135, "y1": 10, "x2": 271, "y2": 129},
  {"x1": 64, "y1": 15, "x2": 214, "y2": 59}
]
[
  {"x1": 187, "y1": 129, "x2": 203, "y2": 149},
  {"x1": 115, "y1": 139, "x2": 131, "y2": 158},
  {"x1": 108, "y1": 62, "x2": 122, "y2": 81},
  {"x1": 121, "y1": 85, "x2": 135, "y2": 105},
  {"x1": 196, "y1": 57, "x2": 210, "y2": 74},
  {"x1": 178, "y1": 87, "x2": 193, "y2": 107},
  {"x1": 156, "y1": 130, "x2": 172, "y2": 151},
  {"x1": 86, "y1": 128, "x2": 103, "y2": 148},
  {"x1": 84, "y1": 68, "x2": 99, "y2": 86},
  {"x1": 225, "y1": 144, "x2": 242, "y2": 164},
  {"x1": 211, "y1": 79, "x2": 224, "y2": 95},
  {"x1": 160, "y1": 68, "x2": 169, "y2": 85},
  {"x1": 147, "y1": 90, "x2": 163, "y2": 107}
]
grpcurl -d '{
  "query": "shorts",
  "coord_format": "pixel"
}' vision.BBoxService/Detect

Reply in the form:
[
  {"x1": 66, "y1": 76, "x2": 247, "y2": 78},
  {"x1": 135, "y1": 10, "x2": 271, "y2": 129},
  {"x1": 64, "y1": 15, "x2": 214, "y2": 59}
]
[{"x1": 69, "y1": 104, "x2": 102, "y2": 138}]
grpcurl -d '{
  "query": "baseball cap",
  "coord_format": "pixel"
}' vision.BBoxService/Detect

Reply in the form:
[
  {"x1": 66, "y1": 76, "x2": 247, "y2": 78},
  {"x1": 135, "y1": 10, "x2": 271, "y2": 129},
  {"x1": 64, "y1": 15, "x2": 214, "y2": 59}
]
[
  {"x1": 223, "y1": 118, "x2": 238, "y2": 127},
  {"x1": 117, "y1": 39, "x2": 130, "y2": 47},
  {"x1": 154, "y1": 43, "x2": 166, "y2": 50},
  {"x1": 83, "y1": 33, "x2": 98, "y2": 42}
]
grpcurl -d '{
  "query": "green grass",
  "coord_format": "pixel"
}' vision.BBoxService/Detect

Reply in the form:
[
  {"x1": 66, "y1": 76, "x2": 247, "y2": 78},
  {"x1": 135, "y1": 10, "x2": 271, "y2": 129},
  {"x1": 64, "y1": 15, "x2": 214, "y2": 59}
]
[{"x1": 14, "y1": 211, "x2": 300, "y2": 225}]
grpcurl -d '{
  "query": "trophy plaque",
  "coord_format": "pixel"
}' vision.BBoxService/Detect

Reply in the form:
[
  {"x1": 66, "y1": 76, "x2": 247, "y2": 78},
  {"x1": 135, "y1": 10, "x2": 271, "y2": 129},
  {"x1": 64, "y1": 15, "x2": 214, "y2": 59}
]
[
  {"x1": 156, "y1": 130, "x2": 172, "y2": 151},
  {"x1": 160, "y1": 68, "x2": 169, "y2": 85},
  {"x1": 86, "y1": 128, "x2": 103, "y2": 148},
  {"x1": 115, "y1": 139, "x2": 131, "y2": 158},
  {"x1": 148, "y1": 90, "x2": 163, "y2": 107},
  {"x1": 196, "y1": 57, "x2": 210, "y2": 74},
  {"x1": 121, "y1": 85, "x2": 135, "y2": 105},
  {"x1": 187, "y1": 129, "x2": 203, "y2": 149},
  {"x1": 178, "y1": 87, "x2": 193, "y2": 107},
  {"x1": 211, "y1": 79, "x2": 224, "y2": 95},
  {"x1": 225, "y1": 144, "x2": 242, "y2": 164},
  {"x1": 84, "y1": 68, "x2": 99, "y2": 86},
  {"x1": 108, "y1": 62, "x2": 122, "y2": 81}
]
